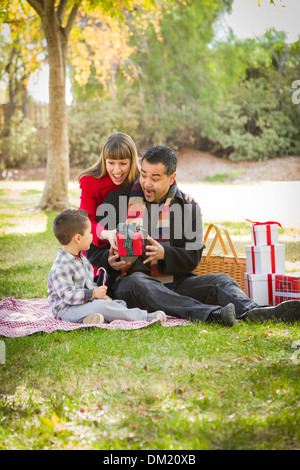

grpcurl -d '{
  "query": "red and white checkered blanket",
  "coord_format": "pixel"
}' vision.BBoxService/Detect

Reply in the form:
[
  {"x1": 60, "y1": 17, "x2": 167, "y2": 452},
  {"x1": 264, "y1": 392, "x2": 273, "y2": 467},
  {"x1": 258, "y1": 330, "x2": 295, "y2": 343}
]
[{"x1": 0, "y1": 297, "x2": 192, "y2": 337}]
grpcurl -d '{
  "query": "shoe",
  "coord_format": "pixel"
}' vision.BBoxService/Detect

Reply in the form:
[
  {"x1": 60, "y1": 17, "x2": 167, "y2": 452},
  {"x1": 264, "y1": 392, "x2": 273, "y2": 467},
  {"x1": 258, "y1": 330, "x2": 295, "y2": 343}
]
[
  {"x1": 147, "y1": 310, "x2": 167, "y2": 322},
  {"x1": 209, "y1": 303, "x2": 236, "y2": 327},
  {"x1": 83, "y1": 313, "x2": 105, "y2": 324},
  {"x1": 246, "y1": 300, "x2": 300, "y2": 323}
]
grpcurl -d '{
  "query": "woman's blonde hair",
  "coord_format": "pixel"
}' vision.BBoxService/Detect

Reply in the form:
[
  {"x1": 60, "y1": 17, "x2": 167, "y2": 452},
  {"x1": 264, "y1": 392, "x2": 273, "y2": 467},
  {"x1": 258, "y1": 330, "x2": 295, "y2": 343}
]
[{"x1": 78, "y1": 132, "x2": 140, "y2": 184}]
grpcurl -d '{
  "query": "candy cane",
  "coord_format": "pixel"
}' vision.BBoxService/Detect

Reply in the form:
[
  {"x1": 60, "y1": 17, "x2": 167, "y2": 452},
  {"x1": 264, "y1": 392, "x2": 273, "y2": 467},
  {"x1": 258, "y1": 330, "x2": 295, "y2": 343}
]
[{"x1": 96, "y1": 267, "x2": 107, "y2": 286}]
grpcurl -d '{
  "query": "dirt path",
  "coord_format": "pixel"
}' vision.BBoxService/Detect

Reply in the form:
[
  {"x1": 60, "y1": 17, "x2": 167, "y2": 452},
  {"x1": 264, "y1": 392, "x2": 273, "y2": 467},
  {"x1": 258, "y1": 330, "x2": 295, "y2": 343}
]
[
  {"x1": 1, "y1": 148, "x2": 300, "y2": 182},
  {"x1": 1, "y1": 149, "x2": 299, "y2": 229},
  {"x1": 176, "y1": 148, "x2": 300, "y2": 183},
  {"x1": 1, "y1": 177, "x2": 299, "y2": 270}
]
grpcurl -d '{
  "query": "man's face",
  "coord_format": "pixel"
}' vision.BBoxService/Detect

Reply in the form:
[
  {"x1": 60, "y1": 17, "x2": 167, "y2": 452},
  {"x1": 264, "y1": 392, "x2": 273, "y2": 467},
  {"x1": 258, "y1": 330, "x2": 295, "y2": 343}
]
[{"x1": 140, "y1": 160, "x2": 176, "y2": 203}]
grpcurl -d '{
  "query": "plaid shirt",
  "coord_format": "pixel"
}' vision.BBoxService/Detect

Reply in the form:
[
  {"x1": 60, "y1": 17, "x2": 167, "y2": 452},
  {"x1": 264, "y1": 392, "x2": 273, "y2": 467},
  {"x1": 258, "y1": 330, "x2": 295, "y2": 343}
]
[{"x1": 47, "y1": 248, "x2": 97, "y2": 317}]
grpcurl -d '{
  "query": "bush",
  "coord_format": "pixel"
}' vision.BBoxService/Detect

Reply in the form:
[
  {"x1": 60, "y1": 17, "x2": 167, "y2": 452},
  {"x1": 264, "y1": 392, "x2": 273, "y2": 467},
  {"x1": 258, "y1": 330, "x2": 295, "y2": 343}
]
[
  {"x1": 205, "y1": 78, "x2": 300, "y2": 161},
  {"x1": 68, "y1": 89, "x2": 207, "y2": 166},
  {"x1": 0, "y1": 110, "x2": 47, "y2": 169},
  {"x1": 68, "y1": 93, "x2": 143, "y2": 167}
]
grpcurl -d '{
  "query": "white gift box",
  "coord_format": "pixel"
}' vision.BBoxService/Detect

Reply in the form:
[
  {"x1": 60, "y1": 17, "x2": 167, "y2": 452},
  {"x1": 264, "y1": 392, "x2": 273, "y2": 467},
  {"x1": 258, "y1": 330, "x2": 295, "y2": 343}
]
[
  {"x1": 250, "y1": 223, "x2": 279, "y2": 246},
  {"x1": 245, "y1": 273, "x2": 276, "y2": 305},
  {"x1": 245, "y1": 244, "x2": 285, "y2": 275}
]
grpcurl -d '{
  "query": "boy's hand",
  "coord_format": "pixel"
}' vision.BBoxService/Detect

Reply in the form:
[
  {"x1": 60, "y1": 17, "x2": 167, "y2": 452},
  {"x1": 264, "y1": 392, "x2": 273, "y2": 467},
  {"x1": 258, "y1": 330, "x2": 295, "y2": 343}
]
[{"x1": 92, "y1": 285, "x2": 111, "y2": 300}]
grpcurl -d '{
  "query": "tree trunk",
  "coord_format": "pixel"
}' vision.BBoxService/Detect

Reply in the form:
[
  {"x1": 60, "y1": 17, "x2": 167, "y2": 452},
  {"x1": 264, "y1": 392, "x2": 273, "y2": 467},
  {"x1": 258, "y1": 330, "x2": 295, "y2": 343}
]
[
  {"x1": 21, "y1": 79, "x2": 28, "y2": 119},
  {"x1": 35, "y1": 6, "x2": 70, "y2": 211},
  {"x1": 156, "y1": 40, "x2": 167, "y2": 146},
  {"x1": 6, "y1": 49, "x2": 17, "y2": 133}
]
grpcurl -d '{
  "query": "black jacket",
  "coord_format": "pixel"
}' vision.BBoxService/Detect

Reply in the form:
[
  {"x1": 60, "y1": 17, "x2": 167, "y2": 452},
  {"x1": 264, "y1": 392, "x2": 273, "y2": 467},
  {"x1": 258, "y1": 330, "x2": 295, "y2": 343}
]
[{"x1": 87, "y1": 184, "x2": 204, "y2": 287}]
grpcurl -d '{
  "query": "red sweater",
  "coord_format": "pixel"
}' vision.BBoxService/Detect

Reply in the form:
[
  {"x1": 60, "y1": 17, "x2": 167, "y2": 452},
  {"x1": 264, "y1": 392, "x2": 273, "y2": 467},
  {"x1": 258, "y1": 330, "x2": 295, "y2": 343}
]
[{"x1": 79, "y1": 173, "x2": 120, "y2": 246}]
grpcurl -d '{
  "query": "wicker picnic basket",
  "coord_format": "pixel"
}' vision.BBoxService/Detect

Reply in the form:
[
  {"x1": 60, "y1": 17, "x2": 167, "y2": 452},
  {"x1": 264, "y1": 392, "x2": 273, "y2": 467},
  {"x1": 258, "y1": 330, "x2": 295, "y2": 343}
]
[{"x1": 193, "y1": 223, "x2": 247, "y2": 293}]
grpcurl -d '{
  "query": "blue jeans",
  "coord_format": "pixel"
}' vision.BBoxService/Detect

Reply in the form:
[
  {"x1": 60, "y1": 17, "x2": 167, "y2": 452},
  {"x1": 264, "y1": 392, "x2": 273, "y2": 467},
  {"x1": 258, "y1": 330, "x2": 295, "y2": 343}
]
[{"x1": 112, "y1": 272, "x2": 258, "y2": 323}]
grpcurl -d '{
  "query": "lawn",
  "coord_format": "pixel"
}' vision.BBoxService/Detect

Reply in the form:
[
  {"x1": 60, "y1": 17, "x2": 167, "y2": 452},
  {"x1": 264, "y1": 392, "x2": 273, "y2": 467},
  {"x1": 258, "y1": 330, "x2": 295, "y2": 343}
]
[{"x1": 0, "y1": 182, "x2": 300, "y2": 451}]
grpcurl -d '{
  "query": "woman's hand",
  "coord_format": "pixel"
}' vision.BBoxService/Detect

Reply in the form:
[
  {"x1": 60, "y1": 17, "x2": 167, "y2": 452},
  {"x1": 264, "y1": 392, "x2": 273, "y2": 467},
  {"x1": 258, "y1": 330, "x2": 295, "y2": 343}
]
[
  {"x1": 101, "y1": 229, "x2": 118, "y2": 250},
  {"x1": 183, "y1": 192, "x2": 196, "y2": 203}
]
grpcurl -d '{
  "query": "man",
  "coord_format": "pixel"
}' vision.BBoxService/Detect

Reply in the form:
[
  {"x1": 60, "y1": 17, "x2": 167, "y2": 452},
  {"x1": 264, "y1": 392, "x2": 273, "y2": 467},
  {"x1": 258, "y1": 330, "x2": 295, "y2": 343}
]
[{"x1": 87, "y1": 145, "x2": 300, "y2": 326}]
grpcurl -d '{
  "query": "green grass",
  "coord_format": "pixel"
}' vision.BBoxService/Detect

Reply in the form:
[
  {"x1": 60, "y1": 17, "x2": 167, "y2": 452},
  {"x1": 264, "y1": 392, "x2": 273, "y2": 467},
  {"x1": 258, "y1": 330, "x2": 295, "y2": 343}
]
[
  {"x1": 0, "y1": 183, "x2": 300, "y2": 450},
  {"x1": 204, "y1": 170, "x2": 244, "y2": 183}
]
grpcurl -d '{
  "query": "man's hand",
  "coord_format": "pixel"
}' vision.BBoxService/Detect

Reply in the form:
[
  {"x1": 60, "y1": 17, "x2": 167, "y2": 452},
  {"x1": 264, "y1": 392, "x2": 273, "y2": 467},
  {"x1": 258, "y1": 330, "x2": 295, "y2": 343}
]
[
  {"x1": 143, "y1": 236, "x2": 165, "y2": 264},
  {"x1": 108, "y1": 246, "x2": 132, "y2": 272},
  {"x1": 92, "y1": 285, "x2": 111, "y2": 300}
]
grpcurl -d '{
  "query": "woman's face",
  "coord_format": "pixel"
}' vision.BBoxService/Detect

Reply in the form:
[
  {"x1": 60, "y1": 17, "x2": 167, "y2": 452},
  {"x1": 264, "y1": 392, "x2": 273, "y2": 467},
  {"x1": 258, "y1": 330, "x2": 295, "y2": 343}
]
[{"x1": 105, "y1": 158, "x2": 131, "y2": 186}]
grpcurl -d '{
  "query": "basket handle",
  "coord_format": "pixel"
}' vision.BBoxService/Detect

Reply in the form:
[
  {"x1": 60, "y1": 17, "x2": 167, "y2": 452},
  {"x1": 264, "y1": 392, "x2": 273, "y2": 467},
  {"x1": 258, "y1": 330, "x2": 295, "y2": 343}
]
[{"x1": 204, "y1": 223, "x2": 240, "y2": 264}]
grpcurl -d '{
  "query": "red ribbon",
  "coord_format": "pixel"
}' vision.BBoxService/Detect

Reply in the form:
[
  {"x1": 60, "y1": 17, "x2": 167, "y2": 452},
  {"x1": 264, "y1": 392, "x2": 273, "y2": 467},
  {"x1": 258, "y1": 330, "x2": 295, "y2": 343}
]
[
  {"x1": 251, "y1": 246, "x2": 256, "y2": 274},
  {"x1": 271, "y1": 245, "x2": 276, "y2": 273},
  {"x1": 267, "y1": 273, "x2": 273, "y2": 305},
  {"x1": 245, "y1": 219, "x2": 282, "y2": 227},
  {"x1": 247, "y1": 275, "x2": 251, "y2": 298}
]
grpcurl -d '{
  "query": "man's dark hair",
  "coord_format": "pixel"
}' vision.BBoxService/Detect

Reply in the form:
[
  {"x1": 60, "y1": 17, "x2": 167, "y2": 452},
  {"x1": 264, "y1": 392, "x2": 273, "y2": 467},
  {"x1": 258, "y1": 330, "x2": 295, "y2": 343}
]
[
  {"x1": 141, "y1": 145, "x2": 177, "y2": 176},
  {"x1": 53, "y1": 209, "x2": 89, "y2": 245}
]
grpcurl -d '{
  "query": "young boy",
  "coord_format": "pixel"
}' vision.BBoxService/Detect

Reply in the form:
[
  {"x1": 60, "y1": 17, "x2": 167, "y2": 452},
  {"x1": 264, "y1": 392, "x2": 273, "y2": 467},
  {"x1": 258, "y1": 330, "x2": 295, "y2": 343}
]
[{"x1": 47, "y1": 209, "x2": 166, "y2": 324}]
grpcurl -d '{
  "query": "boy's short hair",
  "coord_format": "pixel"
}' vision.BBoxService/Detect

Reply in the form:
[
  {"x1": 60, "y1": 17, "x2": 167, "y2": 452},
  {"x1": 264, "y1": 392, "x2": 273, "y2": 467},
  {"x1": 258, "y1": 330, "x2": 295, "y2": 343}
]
[
  {"x1": 141, "y1": 145, "x2": 177, "y2": 176},
  {"x1": 53, "y1": 209, "x2": 89, "y2": 245}
]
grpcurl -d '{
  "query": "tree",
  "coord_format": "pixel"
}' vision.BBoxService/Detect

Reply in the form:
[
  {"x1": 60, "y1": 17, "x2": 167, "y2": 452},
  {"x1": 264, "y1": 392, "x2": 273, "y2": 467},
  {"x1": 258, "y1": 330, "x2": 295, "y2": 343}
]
[
  {"x1": 120, "y1": 0, "x2": 234, "y2": 147},
  {"x1": 0, "y1": 0, "x2": 158, "y2": 211},
  {"x1": 0, "y1": 5, "x2": 44, "y2": 133}
]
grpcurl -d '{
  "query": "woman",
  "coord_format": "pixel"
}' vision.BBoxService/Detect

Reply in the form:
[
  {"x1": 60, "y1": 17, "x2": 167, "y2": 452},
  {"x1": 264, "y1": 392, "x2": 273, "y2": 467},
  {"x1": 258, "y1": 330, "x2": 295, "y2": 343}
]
[{"x1": 79, "y1": 132, "x2": 140, "y2": 252}]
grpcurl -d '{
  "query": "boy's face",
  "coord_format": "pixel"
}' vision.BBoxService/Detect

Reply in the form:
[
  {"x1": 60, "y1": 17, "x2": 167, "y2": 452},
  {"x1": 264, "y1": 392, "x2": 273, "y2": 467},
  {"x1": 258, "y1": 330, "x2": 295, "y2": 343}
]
[
  {"x1": 79, "y1": 220, "x2": 93, "y2": 251},
  {"x1": 140, "y1": 159, "x2": 176, "y2": 203}
]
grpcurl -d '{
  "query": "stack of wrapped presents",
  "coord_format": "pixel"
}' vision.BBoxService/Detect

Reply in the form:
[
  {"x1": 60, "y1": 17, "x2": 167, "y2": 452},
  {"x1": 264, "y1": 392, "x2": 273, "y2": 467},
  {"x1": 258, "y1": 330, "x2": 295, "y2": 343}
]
[{"x1": 244, "y1": 221, "x2": 300, "y2": 306}]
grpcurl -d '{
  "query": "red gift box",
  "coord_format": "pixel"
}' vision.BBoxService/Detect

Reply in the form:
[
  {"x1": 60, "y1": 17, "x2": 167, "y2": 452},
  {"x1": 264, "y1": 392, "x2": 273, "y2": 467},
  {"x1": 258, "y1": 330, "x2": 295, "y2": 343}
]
[
  {"x1": 117, "y1": 232, "x2": 143, "y2": 257},
  {"x1": 275, "y1": 273, "x2": 300, "y2": 305}
]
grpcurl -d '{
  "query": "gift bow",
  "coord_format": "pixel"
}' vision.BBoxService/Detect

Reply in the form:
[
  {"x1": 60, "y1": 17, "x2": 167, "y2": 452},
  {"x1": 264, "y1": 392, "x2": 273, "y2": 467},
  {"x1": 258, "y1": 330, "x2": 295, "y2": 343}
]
[
  {"x1": 116, "y1": 223, "x2": 146, "y2": 255},
  {"x1": 245, "y1": 219, "x2": 282, "y2": 227}
]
